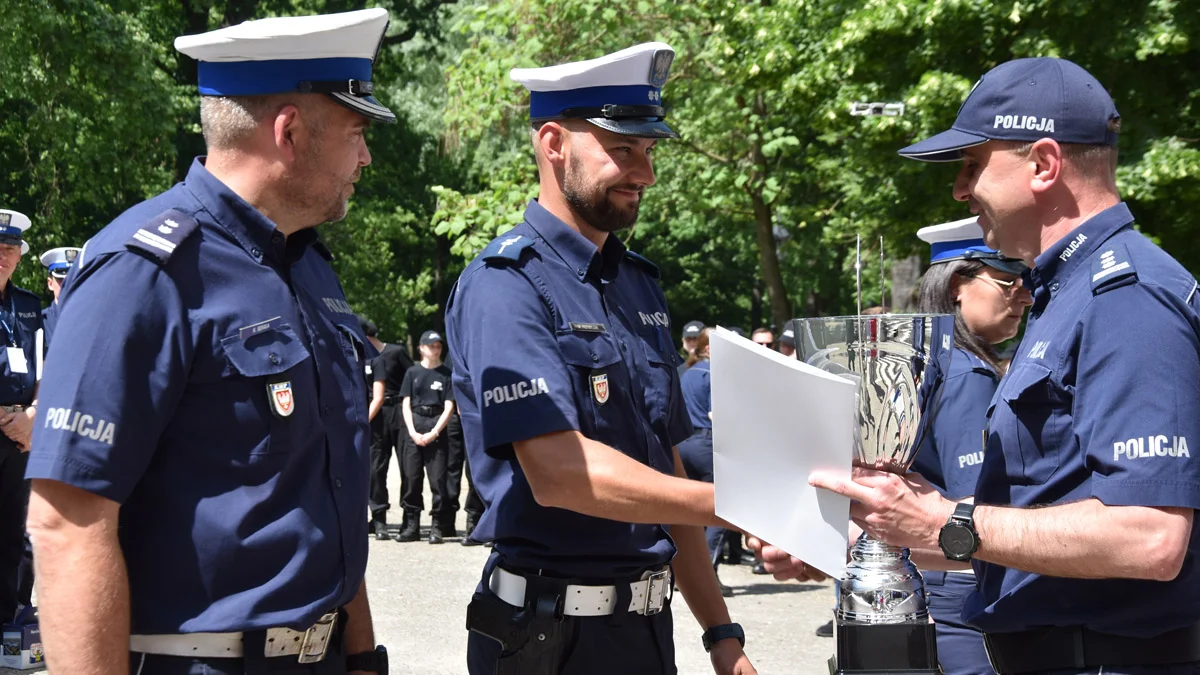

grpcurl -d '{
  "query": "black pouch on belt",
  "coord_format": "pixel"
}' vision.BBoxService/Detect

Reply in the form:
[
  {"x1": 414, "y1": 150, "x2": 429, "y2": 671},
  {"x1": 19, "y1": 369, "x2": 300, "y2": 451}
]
[{"x1": 493, "y1": 573, "x2": 572, "y2": 675}]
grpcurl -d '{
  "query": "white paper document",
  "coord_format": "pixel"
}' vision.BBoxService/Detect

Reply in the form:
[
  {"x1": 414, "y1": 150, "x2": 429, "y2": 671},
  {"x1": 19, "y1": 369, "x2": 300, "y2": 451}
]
[{"x1": 709, "y1": 326, "x2": 855, "y2": 578}]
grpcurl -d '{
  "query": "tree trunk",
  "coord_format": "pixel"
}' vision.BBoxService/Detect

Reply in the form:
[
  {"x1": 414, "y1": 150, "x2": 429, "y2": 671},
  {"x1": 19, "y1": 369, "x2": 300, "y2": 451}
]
[
  {"x1": 890, "y1": 254, "x2": 923, "y2": 312},
  {"x1": 747, "y1": 92, "x2": 793, "y2": 330}
]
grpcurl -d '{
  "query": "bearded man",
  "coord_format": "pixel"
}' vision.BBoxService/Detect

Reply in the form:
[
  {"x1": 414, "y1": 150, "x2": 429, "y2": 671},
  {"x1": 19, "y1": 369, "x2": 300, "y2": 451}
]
[{"x1": 445, "y1": 43, "x2": 759, "y2": 675}]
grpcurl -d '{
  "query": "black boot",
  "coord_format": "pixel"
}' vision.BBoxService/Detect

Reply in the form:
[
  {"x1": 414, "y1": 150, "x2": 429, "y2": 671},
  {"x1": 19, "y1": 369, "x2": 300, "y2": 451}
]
[
  {"x1": 428, "y1": 527, "x2": 444, "y2": 545},
  {"x1": 461, "y1": 515, "x2": 482, "y2": 547},
  {"x1": 396, "y1": 510, "x2": 420, "y2": 542},
  {"x1": 371, "y1": 518, "x2": 390, "y2": 541},
  {"x1": 437, "y1": 515, "x2": 458, "y2": 539}
]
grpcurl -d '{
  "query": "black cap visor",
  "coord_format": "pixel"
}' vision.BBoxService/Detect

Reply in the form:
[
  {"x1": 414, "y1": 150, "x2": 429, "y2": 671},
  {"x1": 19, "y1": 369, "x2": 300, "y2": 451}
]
[
  {"x1": 980, "y1": 257, "x2": 1029, "y2": 276},
  {"x1": 899, "y1": 127, "x2": 990, "y2": 162},
  {"x1": 585, "y1": 117, "x2": 678, "y2": 139},
  {"x1": 329, "y1": 92, "x2": 396, "y2": 124}
]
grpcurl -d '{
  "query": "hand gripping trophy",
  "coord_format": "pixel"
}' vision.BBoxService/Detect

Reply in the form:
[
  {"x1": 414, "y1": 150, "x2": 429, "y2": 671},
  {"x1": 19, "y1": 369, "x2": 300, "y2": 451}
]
[{"x1": 798, "y1": 239, "x2": 954, "y2": 675}]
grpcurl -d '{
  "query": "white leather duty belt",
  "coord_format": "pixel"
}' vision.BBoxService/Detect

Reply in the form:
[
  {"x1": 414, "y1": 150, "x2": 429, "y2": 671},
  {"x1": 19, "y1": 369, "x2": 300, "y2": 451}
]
[
  {"x1": 489, "y1": 566, "x2": 672, "y2": 617},
  {"x1": 129, "y1": 611, "x2": 338, "y2": 663}
]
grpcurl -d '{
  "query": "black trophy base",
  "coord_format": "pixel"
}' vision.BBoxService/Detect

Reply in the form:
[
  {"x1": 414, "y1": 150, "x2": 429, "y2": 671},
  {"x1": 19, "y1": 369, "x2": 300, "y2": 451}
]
[{"x1": 828, "y1": 620, "x2": 941, "y2": 675}]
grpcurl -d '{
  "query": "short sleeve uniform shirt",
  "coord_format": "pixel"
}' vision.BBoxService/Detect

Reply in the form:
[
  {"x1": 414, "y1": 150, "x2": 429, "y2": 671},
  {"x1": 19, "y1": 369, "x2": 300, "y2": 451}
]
[
  {"x1": 445, "y1": 200, "x2": 693, "y2": 578},
  {"x1": 26, "y1": 158, "x2": 371, "y2": 634}
]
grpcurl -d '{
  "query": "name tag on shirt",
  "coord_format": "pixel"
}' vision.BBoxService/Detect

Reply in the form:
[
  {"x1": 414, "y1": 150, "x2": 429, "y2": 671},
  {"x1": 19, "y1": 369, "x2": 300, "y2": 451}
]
[
  {"x1": 569, "y1": 322, "x2": 607, "y2": 333},
  {"x1": 7, "y1": 347, "x2": 28, "y2": 374},
  {"x1": 238, "y1": 316, "x2": 282, "y2": 341}
]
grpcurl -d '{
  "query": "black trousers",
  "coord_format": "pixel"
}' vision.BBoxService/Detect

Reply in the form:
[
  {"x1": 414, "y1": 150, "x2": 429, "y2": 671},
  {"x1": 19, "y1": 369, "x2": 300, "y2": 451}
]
[
  {"x1": 400, "y1": 410, "x2": 449, "y2": 517},
  {"x1": 0, "y1": 438, "x2": 32, "y2": 624},
  {"x1": 368, "y1": 405, "x2": 395, "y2": 521},
  {"x1": 445, "y1": 413, "x2": 484, "y2": 521}
]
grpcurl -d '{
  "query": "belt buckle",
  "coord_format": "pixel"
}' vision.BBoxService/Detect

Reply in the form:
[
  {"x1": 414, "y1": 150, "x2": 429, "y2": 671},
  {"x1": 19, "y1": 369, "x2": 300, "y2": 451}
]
[
  {"x1": 642, "y1": 569, "x2": 670, "y2": 616},
  {"x1": 297, "y1": 611, "x2": 337, "y2": 664}
]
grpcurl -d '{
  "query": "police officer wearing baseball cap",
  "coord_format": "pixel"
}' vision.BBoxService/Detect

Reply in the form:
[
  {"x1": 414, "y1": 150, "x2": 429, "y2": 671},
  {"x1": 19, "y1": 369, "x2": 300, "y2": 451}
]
[
  {"x1": 0, "y1": 210, "x2": 42, "y2": 627},
  {"x1": 446, "y1": 43, "x2": 756, "y2": 674},
  {"x1": 787, "y1": 57, "x2": 1200, "y2": 675},
  {"x1": 25, "y1": 9, "x2": 393, "y2": 674},
  {"x1": 37, "y1": 246, "x2": 81, "y2": 348}
]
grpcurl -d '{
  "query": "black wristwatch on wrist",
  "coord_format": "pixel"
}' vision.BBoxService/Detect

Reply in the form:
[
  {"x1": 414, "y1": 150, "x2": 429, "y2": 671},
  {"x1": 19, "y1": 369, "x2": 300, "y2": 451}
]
[
  {"x1": 938, "y1": 502, "x2": 980, "y2": 562},
  {"x1": 701, "y1": 623, "x2": 745, "y2": 652},
  {"x1": 346, "y1": 645, "x2": 388, "y2": 674}
]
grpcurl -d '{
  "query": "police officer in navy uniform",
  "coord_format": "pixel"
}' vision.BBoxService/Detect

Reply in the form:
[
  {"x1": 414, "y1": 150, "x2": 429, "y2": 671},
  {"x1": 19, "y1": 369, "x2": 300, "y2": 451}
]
[
  {"x1": 447, "y1": 43, "x2": 757, "y2": 675},
  {"x1": 910, "y1": 217, "x2": 1032, "y2": 675},
  {"x1": 38, "y1": 246, "x2": 81, "y2": 349},
  {"x1": 398, "y1": 329, "x2": 455, "y2": 544},
  {"x1": 766, "y1": 58, "x2": 1200, "y2": 675},
  {"x1": 0, "y1": 210, "x2": 42, "y2": 625},
  {"x1": 24, "y1": 10, "x2": 393, "y2": 675}
]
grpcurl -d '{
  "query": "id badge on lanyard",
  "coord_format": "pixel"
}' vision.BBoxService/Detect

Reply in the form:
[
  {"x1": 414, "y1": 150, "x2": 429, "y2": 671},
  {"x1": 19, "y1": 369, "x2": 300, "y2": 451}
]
[{"x1": 0, "y1": 295, "x2": 25, "y2": 374}]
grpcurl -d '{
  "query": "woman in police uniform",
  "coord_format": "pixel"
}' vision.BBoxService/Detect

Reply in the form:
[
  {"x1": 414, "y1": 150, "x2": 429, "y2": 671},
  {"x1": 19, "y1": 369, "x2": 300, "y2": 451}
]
[{"x1": 911, "y1": 217, "x2": 1032, "y2": 675}]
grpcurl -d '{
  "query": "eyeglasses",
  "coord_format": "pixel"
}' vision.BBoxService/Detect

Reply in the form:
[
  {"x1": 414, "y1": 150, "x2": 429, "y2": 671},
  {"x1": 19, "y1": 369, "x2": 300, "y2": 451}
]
[{"x1": 963, "y1": 273, "x2": 1025, "y2": 297}]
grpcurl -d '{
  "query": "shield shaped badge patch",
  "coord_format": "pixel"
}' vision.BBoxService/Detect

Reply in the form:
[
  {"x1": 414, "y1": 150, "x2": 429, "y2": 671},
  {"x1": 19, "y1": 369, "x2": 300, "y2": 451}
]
[
  {"x1": 591, "y1": 373, "x2": 610, "y2": 405},
  {"x1": 268, "y1": 381, "x2": 295, "y2": 417}
]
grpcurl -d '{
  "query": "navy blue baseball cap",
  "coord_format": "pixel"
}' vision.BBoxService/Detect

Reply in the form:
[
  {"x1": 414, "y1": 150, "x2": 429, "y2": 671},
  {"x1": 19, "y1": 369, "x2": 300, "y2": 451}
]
[{"x1": 899, "y1": 57, "x2": 1121, "y2": 162}]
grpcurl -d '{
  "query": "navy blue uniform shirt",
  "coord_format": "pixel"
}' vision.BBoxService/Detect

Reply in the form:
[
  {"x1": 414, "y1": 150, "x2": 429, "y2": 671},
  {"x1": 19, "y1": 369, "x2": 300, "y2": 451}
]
[
  {"x1": 40, "y1": 301, "x2": 61, "y2": 354},
  {"x1": 445, "y1": 199, "x2": 693, "y2": 578},
  {"x1": 0, "y1": 284, "x2": 41, "y2": 406},
  {"x1": 26, "y1": 158, "x2": 371, "y2": 634},
  {"x1": 966, "y1": 203, "x2": 1200, "y2": 637},
  {"x1": 912, "y1": 347, "x2": 998, "y2": 499},
  {"x1": 680, "y1": 359, "x2": 712, "y2": 430}
]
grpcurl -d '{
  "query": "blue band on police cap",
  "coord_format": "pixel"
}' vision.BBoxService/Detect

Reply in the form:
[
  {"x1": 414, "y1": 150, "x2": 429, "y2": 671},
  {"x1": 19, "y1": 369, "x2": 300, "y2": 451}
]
[
  {"x1": 48, "y1": 262, "x2": 71, "y2": 272},
  {"x1": 197, "y1": 57, "x2": 373, "y2": 96},
  {"x1": 0, "y1": 226, "x2": 24, "y2": 240},
  {"x1": 930, "y1": 240, "x2": 990, "y2": 262},
  {"x1": 531, "y1": 85, "x2": 662, "y2": 120}
]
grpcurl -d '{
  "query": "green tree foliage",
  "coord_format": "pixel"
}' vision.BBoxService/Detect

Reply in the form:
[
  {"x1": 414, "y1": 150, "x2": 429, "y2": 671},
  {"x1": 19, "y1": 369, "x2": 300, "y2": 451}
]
[{"x1": 438, "y1": 0, "x2": 1198, "y2": 328}]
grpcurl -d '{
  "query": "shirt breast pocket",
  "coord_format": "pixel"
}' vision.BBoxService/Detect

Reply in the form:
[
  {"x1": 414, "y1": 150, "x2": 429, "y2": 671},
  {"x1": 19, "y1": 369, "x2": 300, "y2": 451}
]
[
  {"x1": 990, "y1": 363, "x2": 1065, "y2": 484},
  {"x1": 556, "y1": 331, "x2": 627, "y2": 438},
  {"x1": 218, "y1": 324, "x2": 312, "y2": 455},
  {"x1": 639, "y1": 340, "x2": 675, "y2": 432}
]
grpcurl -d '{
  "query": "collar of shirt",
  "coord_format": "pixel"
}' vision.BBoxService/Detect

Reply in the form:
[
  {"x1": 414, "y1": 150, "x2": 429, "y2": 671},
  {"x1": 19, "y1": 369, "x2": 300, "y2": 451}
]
[
  {"x1": 1028, "y1": 201, "x2": 1134, "y2": 304},
  {"x1": 184, "y1": 157, "x2": 317, "y2": 266},
  {"x1": 523, "y1": 199, "x2": 626, "y2": 283}
]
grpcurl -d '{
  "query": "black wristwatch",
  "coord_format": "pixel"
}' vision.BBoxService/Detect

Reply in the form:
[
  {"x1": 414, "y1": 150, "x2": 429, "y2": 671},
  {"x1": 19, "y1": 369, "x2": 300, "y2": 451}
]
[
  {"x1": 702, "y1": 623, "x2": 745, "y2": 652},
  {"x1": 346, "y1": 645, "x2": 388, "y2": 674},
  {"x1": 938, "y1": 503, "x2": 980, "y2": 562}
]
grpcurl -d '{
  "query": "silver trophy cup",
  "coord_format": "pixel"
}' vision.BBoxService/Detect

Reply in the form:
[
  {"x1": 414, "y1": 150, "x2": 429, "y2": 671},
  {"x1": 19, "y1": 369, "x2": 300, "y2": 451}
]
[{"x1": 797, "y1": 314, "x2": 954, "y2": 674}]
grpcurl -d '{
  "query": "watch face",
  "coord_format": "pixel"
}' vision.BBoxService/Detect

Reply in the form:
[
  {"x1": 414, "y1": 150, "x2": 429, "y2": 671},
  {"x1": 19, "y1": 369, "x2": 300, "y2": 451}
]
[{"x1": 940, "y1": 524, "x2": 975, "y2": 557}]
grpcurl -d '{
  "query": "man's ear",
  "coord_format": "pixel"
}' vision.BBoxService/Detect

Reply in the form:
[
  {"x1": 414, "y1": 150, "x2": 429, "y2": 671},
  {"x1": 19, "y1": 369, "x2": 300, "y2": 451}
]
[
  {"x1": 273, "y1": 104, "x2": 303, "y2": 163},
  {"x1": 1029, "y1": 138, "x2": 1063, "y2": 194},
  {"x1": 537, "y1": 122, "x2": 568, "y2": 168}
]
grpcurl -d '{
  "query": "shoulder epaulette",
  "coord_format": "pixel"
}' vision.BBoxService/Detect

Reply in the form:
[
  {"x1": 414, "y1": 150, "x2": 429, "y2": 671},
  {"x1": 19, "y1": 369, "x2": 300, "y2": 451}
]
[
  {"x1": 125, "y1": 209, "x2": 200, "y2": 264},
  {"x1": 482, "y1": 234, "x2": 535, "y2": 264},
  {"x1": 1091, "y1": 243, "x2": 1138, "y2": 295},
  {"x1": 624, "y1": 250, "x2": 660, "y2": 279}
]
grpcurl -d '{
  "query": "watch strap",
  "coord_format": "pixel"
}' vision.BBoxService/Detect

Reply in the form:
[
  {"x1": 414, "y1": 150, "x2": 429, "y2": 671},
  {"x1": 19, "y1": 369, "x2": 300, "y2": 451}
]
[
  {"x1": 701, "y1": 623, "x2": 745, "y2": 652},
  {"x1": 951, "y1": 501, "x2": 976, "y2": 524},
  {"x1": 346, "y1": 645, "x2": 388, "y2": 674}
]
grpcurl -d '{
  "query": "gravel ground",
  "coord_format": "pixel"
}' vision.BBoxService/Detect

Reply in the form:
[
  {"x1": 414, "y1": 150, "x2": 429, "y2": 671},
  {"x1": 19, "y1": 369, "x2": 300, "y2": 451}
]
[{"x1": 4, "y1": 463, "x2": 838, "y2": 674}]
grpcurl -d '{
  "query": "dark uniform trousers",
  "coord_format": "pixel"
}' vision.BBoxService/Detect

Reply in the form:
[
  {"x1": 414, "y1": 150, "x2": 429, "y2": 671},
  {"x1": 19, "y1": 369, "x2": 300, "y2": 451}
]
[
  {"x1": 923, "y1": 571, "x2": 995, "y2": 675},
  {"x1": 445, "y1": 412, "x2": 484, "y2": 523},
  {"x1": 0, "y1": 435, "x2": 33, "y2": 623},
  {"x1": 400, "y1": 407, "x2": 449, "y2": 519},
  {"x1": 466, "y1": 557, "x2": 677, "y2": 675},
  {"x1": 368, "y1": 401, "x2": 395, "y2": 522}
]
